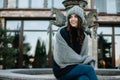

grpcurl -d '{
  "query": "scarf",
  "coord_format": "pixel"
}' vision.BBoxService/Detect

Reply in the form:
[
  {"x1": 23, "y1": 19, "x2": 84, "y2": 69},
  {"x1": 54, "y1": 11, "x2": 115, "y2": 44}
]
[{"x1": 53, "y1": 27, "x2": 95, "y2": 67}]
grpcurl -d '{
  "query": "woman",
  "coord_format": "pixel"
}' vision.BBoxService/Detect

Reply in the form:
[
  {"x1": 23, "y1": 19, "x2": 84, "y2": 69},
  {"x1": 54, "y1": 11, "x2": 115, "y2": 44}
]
[{"x1": 52, "y1": 6, "x2": 98, "y2": 80}]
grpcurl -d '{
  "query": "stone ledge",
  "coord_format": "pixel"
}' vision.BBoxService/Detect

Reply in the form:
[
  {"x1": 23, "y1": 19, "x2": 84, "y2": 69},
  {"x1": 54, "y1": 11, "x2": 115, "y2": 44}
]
[
  {"x1": 0, "y1": 68, "x2": 55, "y2": 80},
  {"x1": 0, "y1": 68, "x2": 120, "y2": 80}
]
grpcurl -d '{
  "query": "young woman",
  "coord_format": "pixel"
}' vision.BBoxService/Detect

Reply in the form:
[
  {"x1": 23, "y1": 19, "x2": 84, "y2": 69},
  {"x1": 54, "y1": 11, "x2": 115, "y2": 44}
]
[{"x1": 52, "y1": 6, "x2": 98, "y2": 80}]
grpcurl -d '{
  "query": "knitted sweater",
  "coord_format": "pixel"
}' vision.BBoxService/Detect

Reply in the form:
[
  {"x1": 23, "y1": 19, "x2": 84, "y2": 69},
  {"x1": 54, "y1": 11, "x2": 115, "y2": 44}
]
[
  {"x1": 53, "y1": 27, "x2": 81, "y2": 78},
  {"x1": 53, "y1": 27, "x2": 95, "y2": 78},
  {"x1": 53, "y1": 26, "x2": 95, "y2": 66}
]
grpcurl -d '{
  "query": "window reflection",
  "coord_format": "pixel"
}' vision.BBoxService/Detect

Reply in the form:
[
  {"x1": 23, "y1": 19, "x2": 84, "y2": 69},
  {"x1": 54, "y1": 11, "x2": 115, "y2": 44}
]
[
  {"x1": 115, "y1": 27, "x2": 120, "y2": 34},
  {"x1": 97, "y1": 27, "x2": 112, "y2": 34},
  {"x1": 115, "y1": 36, "x2": 120, "y2": 62},
  {"x1": 115, "y1": 27, "x2": 120, "y2": 65},
  {"x1": 24, "y1": 32, "x2": 49, "y2": 56},
  {"x1": 97, "y1": 26, "x2": 120, "y2": 68},
  {"x1": 7, "y1": 32, "x2": 20, "y2": 49},
  {"x1": 116, "y1": 0, "x2": 120, "y2": 13},
  {"x1": 6, "y1": 20, "x2": 60, "y2": 68},
  {"x1": 94, "y1": 0, "x2": 117, "y2": 13},
  {"x1": 52, "y1": 25, "x2": 59, "y2": 31},
  {"x1": 31, "y1": 0, "x2": 44, "y2": 8},
  {"x1": 0, "y1": 0, "x2": 3, "y2": 8},
  {"x1": 24, "y1": 21, "x2": 49, "y2": 30},
  {"x1": 106, "y1": 0, "x2": 116, "y2": 14},
  {"x1": 17, "y1": 0, "x2": 64, "y2": 9},
  {"x1": 50, "y1": 0, "x2": 64, "y2": 8},
  {"x1": 94, "y1": 0, "x2": 107, "y2": 12},
  {"x1": 104, "y1": 36, "x2": 111, "y2": 43},
  {"x1": 24, "y1": 20, "x2": 59, "y2": 30},
  {"x1": 18, "y1": 0, "x2": 29, "y2": 8},
  {"x1": 7, "y1": 32, "x2": 16, "y2": 36},
  {"x1": 6, "y1": 20, "x2": 21, "y2": 30}
]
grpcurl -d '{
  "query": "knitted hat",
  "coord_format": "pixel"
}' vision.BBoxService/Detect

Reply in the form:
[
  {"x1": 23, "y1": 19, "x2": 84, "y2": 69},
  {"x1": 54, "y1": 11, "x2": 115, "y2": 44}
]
[{"x1": 66, "y1": 5, "x2": 87, "y2": 24}]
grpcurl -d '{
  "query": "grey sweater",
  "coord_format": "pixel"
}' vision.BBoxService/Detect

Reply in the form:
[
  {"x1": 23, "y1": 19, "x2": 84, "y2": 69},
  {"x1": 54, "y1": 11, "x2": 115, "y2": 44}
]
[{"x1": 53, "y1": 27, "x2": 95, "y2": 67}]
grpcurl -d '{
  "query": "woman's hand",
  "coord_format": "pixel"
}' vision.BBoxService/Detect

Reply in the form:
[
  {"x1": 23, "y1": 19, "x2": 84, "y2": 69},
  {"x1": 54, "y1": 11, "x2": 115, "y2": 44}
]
[
  {"x1": 60, "y1": 66, "x2": 65, "y2": 68},
  {"x1": 83, "y1": 56, "x2": 94, "y2": 65}
]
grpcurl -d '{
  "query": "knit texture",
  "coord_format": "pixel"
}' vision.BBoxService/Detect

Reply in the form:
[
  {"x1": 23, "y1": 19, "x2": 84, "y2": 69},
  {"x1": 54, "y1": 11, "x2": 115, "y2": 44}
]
[
  {"x1": 53, "y1": 27, "x2": 95, "y2": 67},
  {"x1": 66, "y1": 5, "x2": 87, "y2": 24}
]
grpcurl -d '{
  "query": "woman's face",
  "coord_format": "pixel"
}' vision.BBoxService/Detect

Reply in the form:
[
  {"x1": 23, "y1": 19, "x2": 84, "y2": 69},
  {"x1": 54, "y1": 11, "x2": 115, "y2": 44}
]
[{"x1": 69, "y1": 14, "x2": 78, "y2": 28}]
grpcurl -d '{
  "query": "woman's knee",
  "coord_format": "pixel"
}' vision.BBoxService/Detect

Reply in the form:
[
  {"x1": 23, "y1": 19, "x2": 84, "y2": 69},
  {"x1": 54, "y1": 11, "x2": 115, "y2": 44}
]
[
  {"x1": 78, "y1": 64, "x2": 94, "y2": 72},
  {"x1": 77, "y1": 75, "x2": 89, "y2": 80},
  {"x1": 88, "y1": 65, "x2": 94, "y2": 71}
]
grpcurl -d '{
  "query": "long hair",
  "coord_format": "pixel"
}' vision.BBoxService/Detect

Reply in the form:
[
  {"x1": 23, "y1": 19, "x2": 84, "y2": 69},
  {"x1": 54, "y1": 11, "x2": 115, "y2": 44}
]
[{"x1": 66, "y1": 15, "x2": 85, "y2": 47}]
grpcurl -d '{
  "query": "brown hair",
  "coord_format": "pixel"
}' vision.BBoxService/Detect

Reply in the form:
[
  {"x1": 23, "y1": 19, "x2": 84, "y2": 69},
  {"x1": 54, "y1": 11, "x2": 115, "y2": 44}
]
[{"x1": 66, "y1": 15, "x2": 85, "y2": 47}]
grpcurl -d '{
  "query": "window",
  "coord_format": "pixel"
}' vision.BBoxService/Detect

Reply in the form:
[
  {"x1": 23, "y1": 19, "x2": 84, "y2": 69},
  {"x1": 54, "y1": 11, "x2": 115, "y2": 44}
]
[
  {"x1": 97, "y1": 26, "x2": 112, "y2": 34},
  {"x1": 116, "y1": 0, "x2": 120, "y2": 13},
  {"x1": 115, "y1": 27, "x2": 120, "y2": 34},
  {"x1": 24, "y1": 31, "x2": 49, "y2": 56},
  {"x1": 97, "y1": 25, "x2": 120, "y2": 67},
  {"x1": 93, "y1": 0, "x2": 117, "y2": 13},
  {"x1": 6, "y1": 20, "x2": 58, "y2": 56},
  {"x1": 31, "y1": 0, "x2": 44, "y2": 8},
  {"x1": 17, "y1": 0, "x2": 65, "y2": 9},
  {"x1": 23, "y1": 20, "x2": 58, "y2": 56},
  {"x1": 115, "y1": 36, "x2": 120, "y2": 63},
  {"x1": 93, "y1": 0, "x2": 107, "y2": 12},
  {"x1": 0, "y1": 0, "x2": 3, "y2": 8},
  {"x1": 24, "y1": 21, "x2": 49, "y2": 30},
  {"x1": 6, "y1": 20, "x2": 21, "y2": 30},
  {"x1": 115, "y1": 27, "x2": 120, "y2": 64},
  {"x1": 17, "y1": 0, "x2": 29, "y2": 8},
  {"x1": 49, "y1": 0, "x2": 64, "y2": 9},
  {"x1": 106, "y1": 0, "x2": 116, "y2": 14}
]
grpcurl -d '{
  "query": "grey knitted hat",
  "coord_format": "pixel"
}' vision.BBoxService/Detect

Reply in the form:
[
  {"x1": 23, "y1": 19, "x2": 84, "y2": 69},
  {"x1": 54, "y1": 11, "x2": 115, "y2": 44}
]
[{"x1": 66, "y1": 6, "x2": 87, "y2": 24}]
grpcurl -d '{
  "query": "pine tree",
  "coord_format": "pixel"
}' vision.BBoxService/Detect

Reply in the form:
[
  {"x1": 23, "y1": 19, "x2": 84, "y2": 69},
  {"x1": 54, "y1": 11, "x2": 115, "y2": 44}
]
[
  {"x1": 0, "y1": 25, "x2": 17, "y2": 69},
  {"x1": 33, "y1": 39, "x2": 47, "y2": 68},
  {"x1": 98, "y1": 33, "x2": 112, "y2": 68}
]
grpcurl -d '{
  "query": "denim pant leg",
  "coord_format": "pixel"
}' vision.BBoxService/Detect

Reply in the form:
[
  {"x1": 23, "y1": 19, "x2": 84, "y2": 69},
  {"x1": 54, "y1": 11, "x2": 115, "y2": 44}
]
[
  {"x1": 59, "y1": 64, "x2": 98, "y2": 80},
  {"x1": 77, "y1": 75, "x2": 89, "y2": 80}
]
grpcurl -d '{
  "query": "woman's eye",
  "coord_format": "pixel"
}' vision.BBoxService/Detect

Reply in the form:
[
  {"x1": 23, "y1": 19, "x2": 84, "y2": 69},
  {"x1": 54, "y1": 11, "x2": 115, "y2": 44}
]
[
  {"x1": 74, "y1": 15, "x2": 78, "y2": 18},
  {"x1": 69, "y1": 16, "x2": 72, "y2": 18}
]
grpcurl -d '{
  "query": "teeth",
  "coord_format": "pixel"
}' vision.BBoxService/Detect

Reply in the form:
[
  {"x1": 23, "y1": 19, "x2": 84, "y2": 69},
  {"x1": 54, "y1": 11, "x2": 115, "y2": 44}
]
[{"x1": 72, "y1": 23, "x2": 76, "y2": 24}]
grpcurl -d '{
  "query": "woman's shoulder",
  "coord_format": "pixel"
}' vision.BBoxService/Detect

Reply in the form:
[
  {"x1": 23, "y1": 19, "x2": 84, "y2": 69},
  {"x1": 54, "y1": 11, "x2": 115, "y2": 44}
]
[{"x1": 60, "y1": 26, "x2": 67, "y2": 35}]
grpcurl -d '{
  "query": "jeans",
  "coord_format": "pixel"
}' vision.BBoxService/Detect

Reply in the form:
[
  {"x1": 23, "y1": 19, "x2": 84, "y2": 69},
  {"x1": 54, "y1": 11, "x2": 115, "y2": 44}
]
[{"x1": 59, "y1": 64, "x2": 98, "y2": 80}]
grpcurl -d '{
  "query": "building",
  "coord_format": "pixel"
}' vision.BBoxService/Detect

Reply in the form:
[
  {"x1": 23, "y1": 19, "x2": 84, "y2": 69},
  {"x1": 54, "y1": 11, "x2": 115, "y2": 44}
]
[{"x1": 0, "y1": 0, "x2": 120, "y2": 69}]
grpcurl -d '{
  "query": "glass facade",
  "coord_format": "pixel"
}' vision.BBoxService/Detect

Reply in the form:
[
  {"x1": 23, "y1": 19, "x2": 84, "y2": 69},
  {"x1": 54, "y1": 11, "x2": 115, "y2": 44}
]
[
  {"x1": 6, "y1": 20, "x2": 58, "y2": 57},
  {"x1": 115, "y1": 27, "x2": 120, "y2": 64},
  {"x1": 24, "y1": 32, "x2": 49, "y2": 56},
  {"x1": 6, "y1": 20, "x2": 21, "y2": 30},
  {"x1": 31, "y1": 0, "x2": 44, "y2": 8},
  {"x1": 18, "y1": 0, "x2": 29, "y2": 8},
  {"x1": 106, "y1": 0, "x2": 116, "y2": 14},
  {"x1": 93, "y1": 0, "x2": 117, "y2": 14},
  {"x1": 116, "y1": 0, "x2": 120, "y2": 13},
  {"x1": 97, "y1": 25, "x2": 120, "y2": 68},
  {"x1": 17, "y1": 0, "x2": 64, "y2": 9},
  {"x1": 0, "y1": 0, "x2": 3, "y2": 8},
  {"x1": 97, "y1": 27, "x2": 112, "y2": 34},
  {"x1": 93, "y1": 0, "x2": 107, "y2": 12}
]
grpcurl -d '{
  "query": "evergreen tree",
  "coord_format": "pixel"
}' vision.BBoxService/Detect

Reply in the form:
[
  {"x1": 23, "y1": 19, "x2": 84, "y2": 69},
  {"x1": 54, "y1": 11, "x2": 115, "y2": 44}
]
[
  {"x1": 98, "y1": 33, "x2": 112, "y2": 68},
  {"x1": 12, "y1": 32, "x2": 31, "y2": 68},
  {"x1": 33, "y1": 39, "x2": 47, "y2": 68},
  {"x1": 0, "y1": 25, "x2": 17, "y2": 69},
  {"x1": 23, "y1": 42, "x2": 31, "y2": 68}
]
